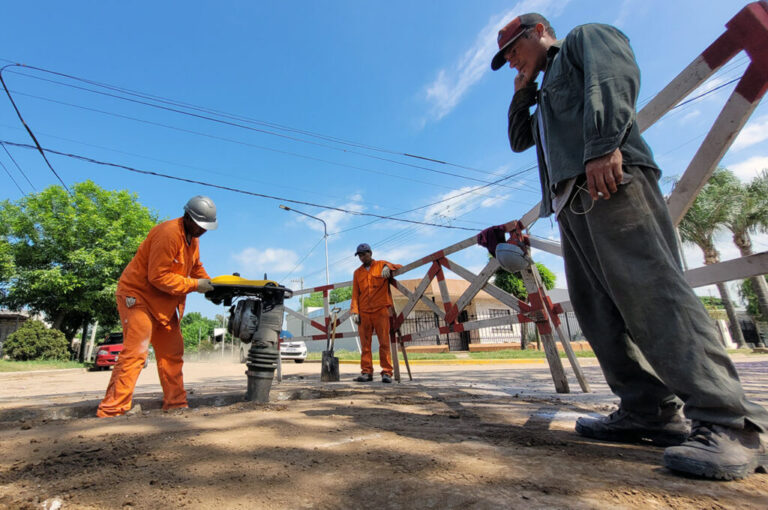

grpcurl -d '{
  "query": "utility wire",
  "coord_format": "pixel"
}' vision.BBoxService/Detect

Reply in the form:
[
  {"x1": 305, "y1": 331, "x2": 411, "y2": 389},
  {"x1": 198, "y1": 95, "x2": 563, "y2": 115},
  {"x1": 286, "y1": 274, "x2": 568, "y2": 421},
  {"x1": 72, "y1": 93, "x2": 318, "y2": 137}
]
[
  {"x1": 0, "y1": 141, "x2": 35, "y2": 191},
  {"x1": 0, "y1": 120, "x2": 402, "y2": 211},
  {"x1": 0, "y1": 140, "x2": 480, "y2": 231},
  {"x1": 5, "y1": 64, "x2": 517, "y2": 187},
  {"x1": 3, "y1": 61, "x2": 497, "y2": 177},
  {"x1": 331, "y1": 164, "x2": 536, "y2": 236},
  {"x1": 670, "y1": 77, "x2": 741, "y2": 110},
  {"x1": 0, "y1": 157, "x2": 24, "y2": 195},
  {"x1": 0, "y1": 65, "x2": 70, "y2": 194},
  {"x1": 280, "y1": 236, "x2": 326, "y2": 281},
  {"x1": 9, "y1": 88, "x2": 538, "y2": 195}
]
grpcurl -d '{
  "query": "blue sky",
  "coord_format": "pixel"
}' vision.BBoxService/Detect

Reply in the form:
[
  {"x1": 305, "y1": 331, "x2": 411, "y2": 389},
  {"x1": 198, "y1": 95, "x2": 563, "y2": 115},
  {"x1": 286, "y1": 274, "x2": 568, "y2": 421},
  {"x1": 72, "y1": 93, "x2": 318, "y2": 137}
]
[{"x1": 1, "y1": 0, "x2": 765, "y2": 318}]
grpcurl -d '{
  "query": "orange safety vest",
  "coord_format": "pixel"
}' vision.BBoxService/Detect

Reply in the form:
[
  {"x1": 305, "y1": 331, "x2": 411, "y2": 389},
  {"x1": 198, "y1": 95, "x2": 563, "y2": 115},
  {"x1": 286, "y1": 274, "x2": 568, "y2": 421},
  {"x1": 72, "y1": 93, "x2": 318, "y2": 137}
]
[
  {"x1": 350, "y1": 259, "x2": 401, "y2": 314},
  {"x1": 117, "y1": 217, "x2": 210, "y2": 325}
]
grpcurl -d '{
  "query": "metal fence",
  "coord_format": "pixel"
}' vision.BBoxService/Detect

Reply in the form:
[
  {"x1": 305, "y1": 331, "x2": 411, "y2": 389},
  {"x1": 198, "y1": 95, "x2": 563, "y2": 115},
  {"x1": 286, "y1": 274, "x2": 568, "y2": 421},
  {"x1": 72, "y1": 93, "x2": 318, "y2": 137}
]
[{"x1": 400, "y1": 310, "x2": 584, "y2": 351}]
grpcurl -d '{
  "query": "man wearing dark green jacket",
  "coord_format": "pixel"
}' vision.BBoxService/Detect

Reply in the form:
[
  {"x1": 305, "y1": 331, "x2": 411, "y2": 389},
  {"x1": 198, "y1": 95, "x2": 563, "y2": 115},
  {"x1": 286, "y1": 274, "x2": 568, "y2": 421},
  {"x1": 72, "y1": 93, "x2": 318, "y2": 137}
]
[{"x1": 494, "y1": 13, "x2": 768, "y2": 480}]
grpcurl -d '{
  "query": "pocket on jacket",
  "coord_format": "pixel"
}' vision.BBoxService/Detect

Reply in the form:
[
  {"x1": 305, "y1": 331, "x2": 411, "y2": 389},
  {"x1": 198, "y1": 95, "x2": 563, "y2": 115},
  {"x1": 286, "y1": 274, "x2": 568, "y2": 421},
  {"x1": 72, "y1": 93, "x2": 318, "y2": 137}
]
[{"x1": 543, "y1": 76, "x2": 580, "y2": 112}]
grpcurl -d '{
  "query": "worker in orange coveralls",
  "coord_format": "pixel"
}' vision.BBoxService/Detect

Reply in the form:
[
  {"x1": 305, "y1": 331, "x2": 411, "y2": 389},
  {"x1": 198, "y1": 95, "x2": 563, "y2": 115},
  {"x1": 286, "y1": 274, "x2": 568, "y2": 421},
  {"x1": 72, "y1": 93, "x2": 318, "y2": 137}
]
[
  {"x1": 350, "y1": 243, "x2": 402, "y2": 383},
  {"x1": 97, "y1": 196, "x2": 218, "y2": 417}
]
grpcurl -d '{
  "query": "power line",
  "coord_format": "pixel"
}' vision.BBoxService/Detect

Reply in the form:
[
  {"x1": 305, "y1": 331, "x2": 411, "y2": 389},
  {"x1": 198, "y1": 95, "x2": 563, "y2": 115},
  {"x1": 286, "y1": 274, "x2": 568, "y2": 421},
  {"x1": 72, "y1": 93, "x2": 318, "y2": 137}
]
[
  {"x1": 0, "y1": 120, "x2": 403, "y2": 212},
  {"x1": 0, "y1": 65, "x2": 70, "y2": 194},
  {"x1": 1, "y1": 140, "x2": 481, "y2": 231},
  {"x1": 9, "y1": 88, "x2": 538, "y2": 195},
  {"x1": 670, "y1": 77, "x2": 741, "y2": 110},
  {"x1": 5, "y1": 64, "x2": 522, "y2": 188},
  {"x1": 0, "y1": 60, "x2": 499, "y2": 176},
  {"x1": 0, "y1": 141, "x2": 35, "y2": 191},
  {"x1": 331, "y1": 164, "x2": 537, "y2": 236},
  {"x1": 280, "y1": 236, "x2": 326, "y2": 281},
  {"x1": 0, "y1": 156, "x2": 24, "y2": 195}
]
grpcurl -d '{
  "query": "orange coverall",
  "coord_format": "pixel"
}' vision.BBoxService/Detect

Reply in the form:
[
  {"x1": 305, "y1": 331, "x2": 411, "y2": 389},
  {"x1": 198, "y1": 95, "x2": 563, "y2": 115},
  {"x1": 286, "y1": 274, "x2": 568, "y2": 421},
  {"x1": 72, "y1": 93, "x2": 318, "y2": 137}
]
[
  {"x1": 97, "y1": 218, "x2": 209, "y2": 417},
  {"x1": 350, "y1": 259, "x2": 401, "y2": 376}
]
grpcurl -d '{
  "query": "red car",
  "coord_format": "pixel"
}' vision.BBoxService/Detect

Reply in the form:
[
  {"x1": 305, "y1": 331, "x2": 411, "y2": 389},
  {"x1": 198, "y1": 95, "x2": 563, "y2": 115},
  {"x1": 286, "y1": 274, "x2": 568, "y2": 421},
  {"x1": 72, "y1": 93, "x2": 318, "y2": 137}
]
[{"x1": 94, "y1": 333, "x2": 149, "y2": 370}]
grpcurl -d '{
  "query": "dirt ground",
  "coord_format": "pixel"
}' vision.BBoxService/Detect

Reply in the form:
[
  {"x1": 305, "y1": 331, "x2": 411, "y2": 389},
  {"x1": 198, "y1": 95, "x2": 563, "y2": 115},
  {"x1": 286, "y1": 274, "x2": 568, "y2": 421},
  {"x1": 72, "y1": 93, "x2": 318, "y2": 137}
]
[{"x1": 0, "y1": 357, "x2": 767, "y2": 509}]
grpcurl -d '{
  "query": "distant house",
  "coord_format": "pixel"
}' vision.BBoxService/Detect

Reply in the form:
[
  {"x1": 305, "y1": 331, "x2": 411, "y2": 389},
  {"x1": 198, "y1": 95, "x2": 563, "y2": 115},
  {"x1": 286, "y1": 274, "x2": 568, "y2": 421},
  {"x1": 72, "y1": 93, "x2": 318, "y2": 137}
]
[
  {"x1": 285, "y1": 279, "x2": 581, "y2": 352},
  {"x1": 0, "y1": 310, "x2": 30, "y2": 357}
]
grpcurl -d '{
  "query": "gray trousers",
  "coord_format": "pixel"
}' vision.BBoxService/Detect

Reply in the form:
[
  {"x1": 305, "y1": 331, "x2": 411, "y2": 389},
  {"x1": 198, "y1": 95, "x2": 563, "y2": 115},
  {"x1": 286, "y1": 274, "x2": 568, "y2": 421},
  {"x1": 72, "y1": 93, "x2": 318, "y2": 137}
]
[{"x1": 558, "y1": 165, "x2": 768, "y2": 431}]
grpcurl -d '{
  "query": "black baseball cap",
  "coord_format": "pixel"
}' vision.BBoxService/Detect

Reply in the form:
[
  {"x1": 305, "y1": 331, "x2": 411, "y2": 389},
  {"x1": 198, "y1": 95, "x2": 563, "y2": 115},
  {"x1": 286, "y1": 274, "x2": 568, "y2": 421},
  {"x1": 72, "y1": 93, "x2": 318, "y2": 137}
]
[{"x1": 355, "y1": 243, "x2": 372, "y2": 255}]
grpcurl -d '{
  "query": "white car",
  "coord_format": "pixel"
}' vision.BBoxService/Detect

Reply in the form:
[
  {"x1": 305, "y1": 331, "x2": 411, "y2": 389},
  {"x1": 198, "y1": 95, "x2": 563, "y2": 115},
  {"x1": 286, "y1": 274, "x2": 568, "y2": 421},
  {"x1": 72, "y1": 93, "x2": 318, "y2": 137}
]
[
  {"x1": 279, "y1": 340, "x2": 308, "y2": 363},
  {"x1": 239, "y1": 338, "x2": 307, "y2": 363}
]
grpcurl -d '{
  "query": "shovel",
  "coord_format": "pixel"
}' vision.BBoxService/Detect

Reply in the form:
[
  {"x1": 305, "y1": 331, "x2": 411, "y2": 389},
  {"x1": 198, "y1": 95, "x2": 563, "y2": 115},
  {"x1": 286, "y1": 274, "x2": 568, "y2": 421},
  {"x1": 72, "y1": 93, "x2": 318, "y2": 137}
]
[{"x1": 321, "y1": 307, "x2": 340, "y2": 382}]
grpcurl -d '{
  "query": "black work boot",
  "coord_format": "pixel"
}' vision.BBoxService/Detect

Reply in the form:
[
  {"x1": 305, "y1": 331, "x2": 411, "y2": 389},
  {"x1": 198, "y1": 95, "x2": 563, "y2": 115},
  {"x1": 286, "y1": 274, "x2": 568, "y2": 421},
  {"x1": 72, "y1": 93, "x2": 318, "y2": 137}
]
[
  {"x1": 381, "y1": 373, "x2": 392, "y2": 384},
  {"x1": 663, "y1": 422, "x2": 768, "y2": 480},
  {"x1": 575, "y1": 407, "x2": 689, "y2": 446},
  {"x1": 354, "y1": 373, "x2": 373, "y2": 382}
]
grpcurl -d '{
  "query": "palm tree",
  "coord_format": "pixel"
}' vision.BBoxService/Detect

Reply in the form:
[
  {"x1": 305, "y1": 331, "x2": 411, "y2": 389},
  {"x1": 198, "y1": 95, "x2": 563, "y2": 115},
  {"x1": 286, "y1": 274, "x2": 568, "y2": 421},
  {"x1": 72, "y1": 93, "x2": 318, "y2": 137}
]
[
  {"x1": 677, "y1": 169, "x2": 746, "y2": 347},
  {"x1": 722, "y1": 169, "x2": 768, "y2": 327}
]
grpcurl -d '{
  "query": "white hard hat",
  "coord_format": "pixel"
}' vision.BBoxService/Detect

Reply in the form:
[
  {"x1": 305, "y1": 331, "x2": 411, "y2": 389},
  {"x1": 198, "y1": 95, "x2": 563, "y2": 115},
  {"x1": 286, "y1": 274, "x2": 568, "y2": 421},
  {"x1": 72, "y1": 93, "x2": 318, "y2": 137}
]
[
  {"x1": 495, "y1": 243, "x2": 531, "y2": 273},
  {"x1": 184, "y1": 195, "x2": 218, "y2": 231}
]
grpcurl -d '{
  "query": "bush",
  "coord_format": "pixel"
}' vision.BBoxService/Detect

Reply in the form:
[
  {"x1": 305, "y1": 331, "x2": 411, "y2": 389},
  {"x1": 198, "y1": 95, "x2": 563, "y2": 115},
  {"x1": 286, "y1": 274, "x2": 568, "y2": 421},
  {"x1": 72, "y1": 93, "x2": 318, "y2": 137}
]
[{"x1": 3, "y1": 320, "x2": 69, "y2": 361}]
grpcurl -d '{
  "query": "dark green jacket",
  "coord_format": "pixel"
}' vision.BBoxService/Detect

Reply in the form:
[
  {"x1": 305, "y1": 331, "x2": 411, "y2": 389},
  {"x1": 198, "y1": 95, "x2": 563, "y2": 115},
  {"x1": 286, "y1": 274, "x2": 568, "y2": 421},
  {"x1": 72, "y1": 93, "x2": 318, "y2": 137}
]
[{"x1": 507, "y1": 23, "x2": 659, "y2": 217}]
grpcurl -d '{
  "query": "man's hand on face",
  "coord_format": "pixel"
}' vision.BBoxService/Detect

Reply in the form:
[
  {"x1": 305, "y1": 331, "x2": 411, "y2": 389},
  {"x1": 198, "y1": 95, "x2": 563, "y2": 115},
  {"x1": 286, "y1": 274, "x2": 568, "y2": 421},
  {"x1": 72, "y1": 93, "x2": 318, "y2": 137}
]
[
  {"x1": 514, "y1": 70, "x2": 532, "y2": 92},
  {"x1": 196, "y1": 279, "x2": 214, "y2": 293},
  {"x1": 585, "y1": 149, "x2": 623, "y2": 201}
]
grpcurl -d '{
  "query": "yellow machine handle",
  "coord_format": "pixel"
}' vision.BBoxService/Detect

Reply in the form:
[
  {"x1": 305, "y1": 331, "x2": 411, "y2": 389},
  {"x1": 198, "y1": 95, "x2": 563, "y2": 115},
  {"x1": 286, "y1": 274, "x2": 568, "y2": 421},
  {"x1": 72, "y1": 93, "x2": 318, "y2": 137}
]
[{"x1": 211, "y1": 275, "x2": 279, "y2": 287}]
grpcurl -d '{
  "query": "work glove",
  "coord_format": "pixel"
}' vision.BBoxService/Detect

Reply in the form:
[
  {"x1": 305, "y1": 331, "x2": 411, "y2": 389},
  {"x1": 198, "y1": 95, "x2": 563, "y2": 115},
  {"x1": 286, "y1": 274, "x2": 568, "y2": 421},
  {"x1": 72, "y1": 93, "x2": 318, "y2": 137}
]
[
  {"x1": 381, "y1": 265, "x2": 391, "y2": 279},
  {"x1": 196, "y1": 278, "x2": 214, "y2": 293},
  {"x1": 351, "y1": 313, "x2": 360, "y2": 325}
]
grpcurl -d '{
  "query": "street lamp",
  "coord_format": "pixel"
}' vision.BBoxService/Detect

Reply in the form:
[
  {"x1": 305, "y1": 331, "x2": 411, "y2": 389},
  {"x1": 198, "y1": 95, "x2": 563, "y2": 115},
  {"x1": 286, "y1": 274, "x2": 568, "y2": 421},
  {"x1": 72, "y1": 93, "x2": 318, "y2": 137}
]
[{"x1": 279, "y1": 204, "x2": 330, "y2": 285}]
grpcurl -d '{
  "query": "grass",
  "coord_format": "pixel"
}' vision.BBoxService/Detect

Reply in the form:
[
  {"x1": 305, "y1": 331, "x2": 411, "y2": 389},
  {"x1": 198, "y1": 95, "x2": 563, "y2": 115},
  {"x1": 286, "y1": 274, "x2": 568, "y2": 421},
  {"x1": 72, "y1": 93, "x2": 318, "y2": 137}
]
[
  {"x1": 303, "y1": 347, "x2": 763, "y2": 362},
  {"x1": 0, "y1": 359, "x2": 87, "y2": 372},
  {"x1": 306, "y1": 348, "x2": 595, "y2": 361},
  {"x1": 468, "y1": 349, "x2": 596, "y2": 359},
  {"x1": 307, "y1": 350, "x2": 457, "y2": 361}
]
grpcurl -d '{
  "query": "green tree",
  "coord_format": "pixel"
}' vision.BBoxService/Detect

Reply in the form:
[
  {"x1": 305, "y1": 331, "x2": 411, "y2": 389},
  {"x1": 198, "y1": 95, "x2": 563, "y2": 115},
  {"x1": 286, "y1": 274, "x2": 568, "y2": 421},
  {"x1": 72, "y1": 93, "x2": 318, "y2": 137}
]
[
  {"x1": 494, "y1": 262, "x2": 555, "y2": 300},
  {"x1": 493, "y1": 262, "x2": 556, "y2": 348},
  {"x1": 180, "y1": 312, "x2": 219, "y2": 352},
  {"x1": 0, "y1": 181, "x2": 158, "y2": 356},
  {"x1": 3, "y1": 319, "x2": 69, "y2": 361},
  {"x1": 677, "y1": 169, "x2": 746, "y2": 347},
  {"x1": 330, "y1": 286, "x2": 352, "y2": 303},
  {"x1": 740, "y1": 276, "x2": 768, "y2": 320},
  {"x1": 721, "y1": 169, "x2": 768, "y2": 324},
  {"x1": 302, "y1": 286, "x2": 353, "y2": 310}
]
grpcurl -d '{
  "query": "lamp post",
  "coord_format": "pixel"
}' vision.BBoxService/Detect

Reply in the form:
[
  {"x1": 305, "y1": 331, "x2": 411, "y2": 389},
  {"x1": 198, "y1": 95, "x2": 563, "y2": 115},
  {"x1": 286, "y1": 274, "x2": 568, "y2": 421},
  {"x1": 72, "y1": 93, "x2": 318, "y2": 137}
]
[{"x1": 279, "y1": 205, "x2": 330, "y2": 285}]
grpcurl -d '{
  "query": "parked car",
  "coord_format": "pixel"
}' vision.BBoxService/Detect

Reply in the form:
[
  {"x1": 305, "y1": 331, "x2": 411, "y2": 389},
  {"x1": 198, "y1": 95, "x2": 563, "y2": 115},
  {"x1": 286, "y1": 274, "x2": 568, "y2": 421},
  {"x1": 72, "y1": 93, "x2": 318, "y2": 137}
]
[
  {"x1": 239, "y1": 330, "x2": 307, "y2": 363},
  {"x1": 94, "y1": 332, "x2": 150, "y2": 370}
]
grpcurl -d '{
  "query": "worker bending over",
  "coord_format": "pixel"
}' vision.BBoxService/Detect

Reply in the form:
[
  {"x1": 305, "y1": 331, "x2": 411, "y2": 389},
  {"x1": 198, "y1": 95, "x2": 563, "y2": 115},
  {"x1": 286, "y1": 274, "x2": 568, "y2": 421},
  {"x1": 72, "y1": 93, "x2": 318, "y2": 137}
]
[
  {"x1": 350, "y1": 243, "x2": 401, "y2": 383},
  {"x1": 97, "y1": 196, "x2": 217, "y2": 417}
]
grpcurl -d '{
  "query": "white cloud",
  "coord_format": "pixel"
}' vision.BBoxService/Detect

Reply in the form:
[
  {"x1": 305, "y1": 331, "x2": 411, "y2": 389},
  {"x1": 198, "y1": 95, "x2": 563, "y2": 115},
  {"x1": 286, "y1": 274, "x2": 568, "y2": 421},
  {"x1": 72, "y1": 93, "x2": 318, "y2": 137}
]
[
  {"x1": 232, "y1": 247, "x2": 301, "y2": 275},
  {"x1": 294, "y1": 198, "x2": 364, "y2": 234},
  {"x1": 422, "y1": 0, "x2": 567, "y2": 123},
  {"x1": 376, "y1": 244, "x2": 429, "y2": 271},
  {"x1": 732, "y1": 115, "x2": 768, "y2": 152},
  {"x1": 422, "y1": 185, "x2": 509, "y2": 224},
  {"x1": 679, "y1": 109, "x2": 701, "y2": 124},
  {"x1": 727, "y1": 156, "x2": 768, "y2": 182},
  {"x1": 612, "y1": 0, "x2": 633, "y2": 27}
]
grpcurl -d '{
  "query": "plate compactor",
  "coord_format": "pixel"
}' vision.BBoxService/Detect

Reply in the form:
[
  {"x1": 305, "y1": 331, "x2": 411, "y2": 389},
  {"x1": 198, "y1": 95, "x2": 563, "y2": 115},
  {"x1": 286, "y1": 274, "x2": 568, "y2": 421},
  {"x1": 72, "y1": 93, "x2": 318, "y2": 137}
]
[{"x1": 205, "y1": 275, "x2": 293, "y2": 403}]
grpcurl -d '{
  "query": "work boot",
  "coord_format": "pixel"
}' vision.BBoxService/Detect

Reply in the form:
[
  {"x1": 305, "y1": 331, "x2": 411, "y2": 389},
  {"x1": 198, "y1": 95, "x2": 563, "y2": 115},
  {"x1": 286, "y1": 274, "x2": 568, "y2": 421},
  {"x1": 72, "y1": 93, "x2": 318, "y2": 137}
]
[
  {"x1": 663, "y1": 422, "x2": 768, "y2": 480},
  {"x1": 354, "y1": 373, "x2": 373, "y2": 382},
  {"x1": 381, "y1": 374, "x2": 392, "y2": 384},
  {"x1": 575, "y1": 407, "x2": 689, "y2": 446}
]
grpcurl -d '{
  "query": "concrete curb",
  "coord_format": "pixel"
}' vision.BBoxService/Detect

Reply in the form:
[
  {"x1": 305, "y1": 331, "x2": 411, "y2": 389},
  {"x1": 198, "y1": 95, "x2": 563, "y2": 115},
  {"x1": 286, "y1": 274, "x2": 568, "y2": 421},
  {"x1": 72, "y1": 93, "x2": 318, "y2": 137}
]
[
  {"x1": 0, "y1": 367, "x2": 89, "y2": 377},
  {"x1": 305, "y1": 358, "x2": 555, "y2": 365}
]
